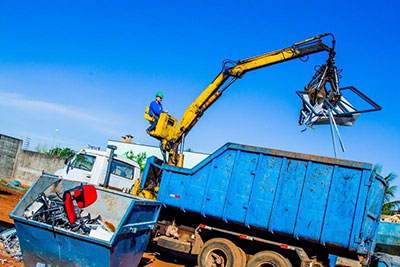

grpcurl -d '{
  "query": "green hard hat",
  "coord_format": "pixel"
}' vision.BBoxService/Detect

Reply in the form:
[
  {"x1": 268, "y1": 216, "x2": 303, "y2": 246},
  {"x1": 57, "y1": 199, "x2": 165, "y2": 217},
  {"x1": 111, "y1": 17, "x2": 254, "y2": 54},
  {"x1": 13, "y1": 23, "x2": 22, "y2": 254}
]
[{"x1": 156, "y1": 92, "x2": 164, "y2": 99}]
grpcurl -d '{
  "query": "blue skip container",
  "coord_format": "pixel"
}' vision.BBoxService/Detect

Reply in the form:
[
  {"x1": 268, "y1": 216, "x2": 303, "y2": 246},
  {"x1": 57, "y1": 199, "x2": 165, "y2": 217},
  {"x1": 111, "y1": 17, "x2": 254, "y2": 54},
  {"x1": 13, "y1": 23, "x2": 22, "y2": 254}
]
[
  {"x1": 10, "y1": 174, "x2": 161, "y2": 267},
  {"x1": 143, "y1": 142, "x2": 386, "y2": 258}
]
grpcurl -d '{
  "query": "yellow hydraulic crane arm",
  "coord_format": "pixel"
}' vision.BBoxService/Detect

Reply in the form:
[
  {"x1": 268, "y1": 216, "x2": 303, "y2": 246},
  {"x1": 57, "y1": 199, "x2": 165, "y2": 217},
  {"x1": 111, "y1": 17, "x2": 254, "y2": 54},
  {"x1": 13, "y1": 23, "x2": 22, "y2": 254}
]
[
  {"x1": 146, "y1": 33, "x2": 336, "y2": 166},
  {"x1": 174, "y1": 33, "x2": 335, "y2": 141}
]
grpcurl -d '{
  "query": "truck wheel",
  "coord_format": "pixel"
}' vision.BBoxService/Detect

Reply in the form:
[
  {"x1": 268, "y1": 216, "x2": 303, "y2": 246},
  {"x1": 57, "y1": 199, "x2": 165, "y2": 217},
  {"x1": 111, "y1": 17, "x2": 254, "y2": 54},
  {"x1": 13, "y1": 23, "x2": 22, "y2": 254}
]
[
  {"x1": 198, "y1": 238, "x2": 241, "y2": 267},
  {"x1": 237, "y1": 247, "x2": 247, "y2": 267},
  {"x1": 246, "y1": 250, "x2": 292, "y2": 267}
]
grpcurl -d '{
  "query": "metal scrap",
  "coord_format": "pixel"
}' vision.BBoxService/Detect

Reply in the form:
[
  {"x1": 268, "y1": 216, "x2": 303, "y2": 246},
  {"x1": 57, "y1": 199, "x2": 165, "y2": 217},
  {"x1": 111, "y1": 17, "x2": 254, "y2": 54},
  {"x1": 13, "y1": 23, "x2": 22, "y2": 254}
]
[
  {"x1": 23, "y1": 189, "x2": 113, "y2": 241},
  {"x1": 0, "y1": 228, "x2": 21, "y2": 259},
  {"x1": 381, "y1": 214, "x2": 400, "y2": 224}
]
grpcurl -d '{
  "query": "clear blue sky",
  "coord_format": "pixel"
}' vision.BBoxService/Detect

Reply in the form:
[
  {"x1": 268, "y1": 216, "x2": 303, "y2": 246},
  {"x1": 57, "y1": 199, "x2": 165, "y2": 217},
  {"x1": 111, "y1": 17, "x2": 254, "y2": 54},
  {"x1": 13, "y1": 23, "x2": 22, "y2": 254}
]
[{"x1": 1, "y1": 1, "x2": 399, "y2": 199}]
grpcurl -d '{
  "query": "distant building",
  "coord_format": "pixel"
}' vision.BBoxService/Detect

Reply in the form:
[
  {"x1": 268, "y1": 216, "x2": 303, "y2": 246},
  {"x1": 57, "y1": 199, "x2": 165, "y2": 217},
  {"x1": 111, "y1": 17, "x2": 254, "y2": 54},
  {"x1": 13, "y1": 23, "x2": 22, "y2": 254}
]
[{"x1": 107, "y1": 140, "x2": 209, "y2": 169}]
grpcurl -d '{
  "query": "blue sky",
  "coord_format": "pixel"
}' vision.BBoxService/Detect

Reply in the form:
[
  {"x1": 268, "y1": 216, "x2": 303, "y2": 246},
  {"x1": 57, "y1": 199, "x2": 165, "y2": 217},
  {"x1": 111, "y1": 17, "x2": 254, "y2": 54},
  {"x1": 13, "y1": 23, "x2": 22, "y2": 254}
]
[{"x1": 1, "y1": 1, "x2": 399, "y2": 199}]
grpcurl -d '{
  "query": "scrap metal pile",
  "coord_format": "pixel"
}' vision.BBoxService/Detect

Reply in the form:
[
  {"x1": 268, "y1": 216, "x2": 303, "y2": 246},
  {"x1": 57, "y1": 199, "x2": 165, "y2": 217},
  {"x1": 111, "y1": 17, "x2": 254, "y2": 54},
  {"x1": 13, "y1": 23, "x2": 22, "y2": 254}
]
[
  {"x1": 381, "y1": 214, "x2": 400, "y2": 224},
  {"x1": 23, "y1": 182, "x2": 114, "y2": 241},
  {"x1": 0, "y1": 228, "x2": 21, "y2": 260}
]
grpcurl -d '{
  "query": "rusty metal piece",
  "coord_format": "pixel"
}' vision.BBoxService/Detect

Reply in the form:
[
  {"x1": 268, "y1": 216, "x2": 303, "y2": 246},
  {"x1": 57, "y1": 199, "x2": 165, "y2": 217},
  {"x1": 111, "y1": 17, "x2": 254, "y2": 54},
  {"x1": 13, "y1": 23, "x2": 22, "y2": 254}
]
[
  {"x1": 104, "y1": 221, "x2": 116, "y2": 232},
  {"x1": 165, "y1": 225, "x2": 180, "y2": 239}
]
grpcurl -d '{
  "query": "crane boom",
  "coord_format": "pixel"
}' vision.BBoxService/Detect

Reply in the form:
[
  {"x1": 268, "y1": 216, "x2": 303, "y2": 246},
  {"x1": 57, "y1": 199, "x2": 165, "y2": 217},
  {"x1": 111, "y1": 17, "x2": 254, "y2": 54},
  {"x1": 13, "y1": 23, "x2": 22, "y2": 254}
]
[{"x1": 146, "y1": 33, "x2": 336, "y2": 167}]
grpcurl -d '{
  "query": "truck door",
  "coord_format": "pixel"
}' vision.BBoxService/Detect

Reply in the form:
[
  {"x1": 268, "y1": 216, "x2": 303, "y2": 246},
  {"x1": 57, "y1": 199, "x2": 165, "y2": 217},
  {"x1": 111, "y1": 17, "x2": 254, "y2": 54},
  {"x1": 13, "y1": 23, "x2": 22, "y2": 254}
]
[
  {"x1": 65, "y1": 153, "x2": 97, "y2": 183},
  {"x1": 108, "y1": 160, "x2": 138, "y2": 192}
]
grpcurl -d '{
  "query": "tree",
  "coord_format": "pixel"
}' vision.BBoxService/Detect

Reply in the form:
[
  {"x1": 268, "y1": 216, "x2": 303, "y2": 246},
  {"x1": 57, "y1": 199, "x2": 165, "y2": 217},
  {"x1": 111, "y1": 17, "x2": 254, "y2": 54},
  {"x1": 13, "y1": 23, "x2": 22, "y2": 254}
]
[
  {"x1": 49, "y1": 147, "x2": 76, "y2": 160},
  {"x1": 35, "y1": 143, "x2": 50, "y2": 153},
  {"x1": 373, "y1": 165, "x2": 400, "y2": 215},
  {"x1": 124, "y1": 151, "x2": 147, "y2": 173}
]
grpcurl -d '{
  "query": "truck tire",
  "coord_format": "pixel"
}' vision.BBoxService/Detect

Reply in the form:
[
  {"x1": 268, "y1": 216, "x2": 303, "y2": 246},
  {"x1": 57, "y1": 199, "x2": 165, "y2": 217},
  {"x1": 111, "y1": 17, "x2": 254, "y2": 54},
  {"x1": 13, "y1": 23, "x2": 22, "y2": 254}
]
[
  {"x1": 238, "y1": 246, "x2": 247, "y2": 267},
  {"x1": 246, "y1": 250, "x2": 292, "y2": 267},
  {"x1": 198, "y1": 238, "x2": 241, "y2": 267}
]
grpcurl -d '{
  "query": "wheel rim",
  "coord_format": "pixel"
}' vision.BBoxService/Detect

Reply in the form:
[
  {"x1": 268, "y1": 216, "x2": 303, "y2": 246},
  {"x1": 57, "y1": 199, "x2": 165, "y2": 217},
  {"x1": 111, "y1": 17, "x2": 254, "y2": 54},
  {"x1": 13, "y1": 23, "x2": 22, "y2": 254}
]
[{"x1": 205, "y1": 248, "x2": 228, "y2": 267}]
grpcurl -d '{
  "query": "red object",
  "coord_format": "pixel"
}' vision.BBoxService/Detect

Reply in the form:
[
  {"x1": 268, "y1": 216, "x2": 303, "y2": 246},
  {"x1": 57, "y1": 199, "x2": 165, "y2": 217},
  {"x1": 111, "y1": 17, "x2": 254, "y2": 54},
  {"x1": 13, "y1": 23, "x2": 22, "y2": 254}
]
[
  {"x1": 74, "y1": 185, "x2": 97, "y2": 208},
  {"x1": 63, "y1": 184, "x2": 98, "y2": 224},
  {"x1": 280, "y1": 244, "x2": 289, "y2": 249},
  {"x1": 64, "y1": 192, "x2": 77, "y2": 224}
]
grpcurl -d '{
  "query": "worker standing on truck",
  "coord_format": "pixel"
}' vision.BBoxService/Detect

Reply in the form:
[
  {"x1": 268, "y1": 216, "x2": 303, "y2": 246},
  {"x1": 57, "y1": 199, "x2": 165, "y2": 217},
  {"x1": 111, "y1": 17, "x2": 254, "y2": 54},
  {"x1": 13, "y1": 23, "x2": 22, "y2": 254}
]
[{"x1": 146, "y1": 92, "x2": 168, "y2": 133}]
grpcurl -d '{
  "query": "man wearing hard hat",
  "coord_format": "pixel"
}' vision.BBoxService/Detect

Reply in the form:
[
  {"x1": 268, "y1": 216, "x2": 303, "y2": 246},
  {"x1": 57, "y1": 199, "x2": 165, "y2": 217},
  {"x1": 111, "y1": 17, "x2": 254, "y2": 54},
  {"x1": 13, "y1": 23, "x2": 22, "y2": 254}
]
[{"x1": 146, "y1": 92, "x2": 168, "y2": 133}]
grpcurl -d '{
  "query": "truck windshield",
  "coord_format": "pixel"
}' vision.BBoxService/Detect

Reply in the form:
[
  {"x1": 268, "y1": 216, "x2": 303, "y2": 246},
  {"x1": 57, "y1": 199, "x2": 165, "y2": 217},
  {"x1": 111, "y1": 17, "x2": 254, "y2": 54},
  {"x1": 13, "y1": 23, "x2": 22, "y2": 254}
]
[
  {"x1": 71, "y1": 154, "x2": 96, "y2": 171},
  {"x1": 111, "y1": 160, "x2": 135, "y2": 180}
]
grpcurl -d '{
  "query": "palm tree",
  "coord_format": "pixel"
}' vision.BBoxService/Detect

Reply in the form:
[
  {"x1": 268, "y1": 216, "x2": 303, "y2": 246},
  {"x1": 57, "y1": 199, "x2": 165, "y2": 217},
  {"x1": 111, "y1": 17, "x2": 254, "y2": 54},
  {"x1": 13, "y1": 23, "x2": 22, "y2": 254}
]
[{"x1": 374, "y1": 165, "x2": 400, "y2": 215}]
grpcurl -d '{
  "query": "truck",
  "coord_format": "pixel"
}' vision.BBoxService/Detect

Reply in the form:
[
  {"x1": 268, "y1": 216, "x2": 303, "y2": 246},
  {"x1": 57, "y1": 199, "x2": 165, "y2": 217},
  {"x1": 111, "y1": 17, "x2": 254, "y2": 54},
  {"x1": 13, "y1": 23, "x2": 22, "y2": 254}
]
[
  {"x1": 55, "y1": 146, "x2": 141, "y2": 193},
  {"x1": 139, "y1": 142, "x2": 387, "y2": 267},
  {"x1": 47, "y1": 34, "x2": 387, "y2": 266}
]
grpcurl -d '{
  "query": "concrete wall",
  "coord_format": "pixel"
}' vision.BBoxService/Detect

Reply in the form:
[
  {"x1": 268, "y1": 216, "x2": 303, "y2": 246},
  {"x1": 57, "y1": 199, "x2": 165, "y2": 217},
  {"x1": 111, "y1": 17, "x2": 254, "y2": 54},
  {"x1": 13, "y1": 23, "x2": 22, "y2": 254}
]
[
  {"x1": 0, "y1": 134, "x2": 22, "y2": 179},
  {"x1": 13, "y1": 150, "x2": 66, "y2": 184}
]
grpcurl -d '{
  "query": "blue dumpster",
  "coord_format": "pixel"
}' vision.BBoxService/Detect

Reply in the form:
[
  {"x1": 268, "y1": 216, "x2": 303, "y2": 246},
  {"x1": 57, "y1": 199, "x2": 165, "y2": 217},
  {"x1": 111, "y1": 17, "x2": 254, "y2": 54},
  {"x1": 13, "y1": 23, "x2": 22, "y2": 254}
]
[
  {"x1": 143, "y1": 142, "x2": 386, "y2": 258},
  {"x1": 10, "y1": 174, "x2": 161, "y2": 267}
]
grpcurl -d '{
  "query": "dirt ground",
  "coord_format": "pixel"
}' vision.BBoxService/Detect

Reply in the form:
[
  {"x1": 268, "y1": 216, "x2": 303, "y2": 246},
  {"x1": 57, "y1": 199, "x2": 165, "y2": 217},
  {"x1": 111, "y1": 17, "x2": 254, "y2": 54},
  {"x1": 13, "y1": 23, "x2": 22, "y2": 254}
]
[
  {"x1": 0, "y1": 184, "x2": 26, "y2": 266},
  {"x1": 0, "y1": 184, "x2": 26, "y2": 227},
  {"x1": 0, "y1": 182, "x2": 186, "y2": 267}
]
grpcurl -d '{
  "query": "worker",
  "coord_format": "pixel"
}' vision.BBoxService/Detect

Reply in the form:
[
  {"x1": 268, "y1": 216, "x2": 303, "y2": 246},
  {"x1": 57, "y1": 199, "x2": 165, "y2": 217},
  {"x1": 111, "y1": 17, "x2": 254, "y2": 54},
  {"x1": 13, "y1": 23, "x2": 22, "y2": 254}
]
[{"x1": 147, "y1": 92, "x2": 168, "y2": 132}]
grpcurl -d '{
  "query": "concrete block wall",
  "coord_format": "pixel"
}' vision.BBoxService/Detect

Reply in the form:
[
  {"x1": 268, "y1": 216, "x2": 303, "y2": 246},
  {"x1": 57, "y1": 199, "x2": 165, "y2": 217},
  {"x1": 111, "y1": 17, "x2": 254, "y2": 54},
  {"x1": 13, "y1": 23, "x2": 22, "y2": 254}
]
[
  {"x1": 0, "y1": 134, "x2": 22, "y2": 179},
  {"x1": 13, "y1": 150, "x2": 66, "y2": 184}
]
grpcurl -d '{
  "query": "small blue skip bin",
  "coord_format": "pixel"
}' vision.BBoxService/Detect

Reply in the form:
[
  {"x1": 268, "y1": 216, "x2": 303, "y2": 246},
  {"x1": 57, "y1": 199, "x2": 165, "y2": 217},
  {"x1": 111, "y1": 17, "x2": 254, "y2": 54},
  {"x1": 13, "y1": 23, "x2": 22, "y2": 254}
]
[{"x1": 10, "y1": 174, "x2": 161, "y2": 267}]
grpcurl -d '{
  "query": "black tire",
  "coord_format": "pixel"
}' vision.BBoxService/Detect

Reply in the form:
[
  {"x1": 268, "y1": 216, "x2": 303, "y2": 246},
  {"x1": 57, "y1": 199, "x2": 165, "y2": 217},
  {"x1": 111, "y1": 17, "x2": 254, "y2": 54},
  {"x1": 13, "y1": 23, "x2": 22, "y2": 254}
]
[
  {"x1": 198, "y1": 238, "x2": 240, "y2": 267},
  {"x1": 246, "y1": 250, "x2": 292, "y2": 267}
]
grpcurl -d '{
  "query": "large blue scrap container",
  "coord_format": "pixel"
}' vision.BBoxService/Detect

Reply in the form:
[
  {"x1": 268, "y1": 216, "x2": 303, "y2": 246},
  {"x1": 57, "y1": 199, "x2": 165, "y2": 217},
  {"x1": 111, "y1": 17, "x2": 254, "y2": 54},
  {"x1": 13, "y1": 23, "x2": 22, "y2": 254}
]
[
  {"x1": 10, "y1": 174, "x2": 161, "y2": 267},
  {"x1": 142, "y1": 143, "x2": 386, "y2": 257}
]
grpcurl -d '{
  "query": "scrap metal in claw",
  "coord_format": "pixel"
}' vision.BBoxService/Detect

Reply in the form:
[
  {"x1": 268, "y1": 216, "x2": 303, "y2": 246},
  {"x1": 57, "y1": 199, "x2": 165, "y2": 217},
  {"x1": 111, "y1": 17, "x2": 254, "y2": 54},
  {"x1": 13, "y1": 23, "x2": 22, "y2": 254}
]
[
  {"x1": 297, "y1": 62, "x2": 381, "y2": 129},
  {"x1": 298, "y1": 50, "x2": 342, "y2": 128},
  {"x1": 297, "y1": 48, "x2": 381, "y2": 157}
]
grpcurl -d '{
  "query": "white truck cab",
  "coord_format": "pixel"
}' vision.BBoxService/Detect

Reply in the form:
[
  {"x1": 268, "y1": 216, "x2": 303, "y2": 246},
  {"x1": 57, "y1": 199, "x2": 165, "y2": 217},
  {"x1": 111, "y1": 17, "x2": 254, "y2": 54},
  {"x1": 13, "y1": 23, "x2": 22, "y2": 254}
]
[{"x1": 55, "y1": 149, "x2": 140, "y2": 192}]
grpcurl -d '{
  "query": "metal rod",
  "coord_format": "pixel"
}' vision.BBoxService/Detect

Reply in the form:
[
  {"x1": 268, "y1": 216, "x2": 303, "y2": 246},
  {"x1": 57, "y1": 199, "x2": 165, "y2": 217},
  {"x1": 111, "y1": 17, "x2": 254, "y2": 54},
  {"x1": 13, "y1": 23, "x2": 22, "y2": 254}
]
[
  {"x1": 328, "y1": 109, "x2": 338, "y2": 158},
  {"x1": 104, "y1": 145, "x2": 117, "y2": 188},
  {"x1": 329, "y1": 110, "x2": 346, "y2": 152},
  {"x1": 220, "y1": 77, "x2": 237, "y2": 94},
  {"x1": 317, "y1": 65, "x2": 328, "y2": 90},
  {"x1": 180, "y1": 134, "x2": 185, "y2": 155}
]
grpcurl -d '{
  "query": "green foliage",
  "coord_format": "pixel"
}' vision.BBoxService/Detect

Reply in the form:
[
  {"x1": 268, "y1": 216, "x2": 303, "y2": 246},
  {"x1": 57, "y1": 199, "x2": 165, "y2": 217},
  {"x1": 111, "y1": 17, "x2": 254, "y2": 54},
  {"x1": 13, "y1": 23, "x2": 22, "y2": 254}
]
[
  {"x1": 35, "y1": 143, "x2": 50, "y2": 153},
  {"x1": 373, "y1": 164, "x2": 400, "y2": 215},
  {"x1": 49, "y1": 147, "x2": 76, "y2": 159},
  {"x1": 35, "y1": 143, "x2": 76, "y2": 160},
  {"x1": 124, "y1": 151, "x2": 147, "y2": 173}
]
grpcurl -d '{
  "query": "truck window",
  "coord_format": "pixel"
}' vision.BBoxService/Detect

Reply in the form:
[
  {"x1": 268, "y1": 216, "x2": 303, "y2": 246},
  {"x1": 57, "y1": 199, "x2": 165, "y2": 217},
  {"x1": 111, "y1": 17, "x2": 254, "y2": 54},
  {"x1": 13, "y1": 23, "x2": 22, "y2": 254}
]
[
  {"x1": 111, "y1": 160, "x2": 135, "y2": 180},
  {"x1": 71, "y1": 154, "x2": 96, "y2": 171}
]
